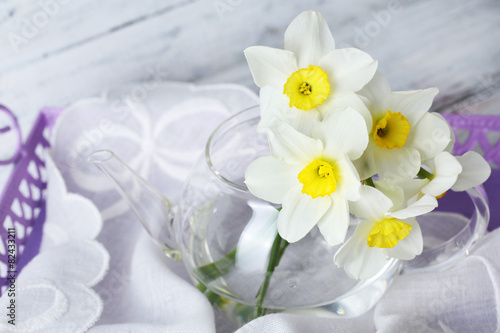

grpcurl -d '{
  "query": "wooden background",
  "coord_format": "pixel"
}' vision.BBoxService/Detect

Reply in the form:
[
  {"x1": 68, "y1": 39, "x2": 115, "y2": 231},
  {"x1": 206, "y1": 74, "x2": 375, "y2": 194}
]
[{"x1": 1, "y1": 0, "x2": 500, "y2": 130}]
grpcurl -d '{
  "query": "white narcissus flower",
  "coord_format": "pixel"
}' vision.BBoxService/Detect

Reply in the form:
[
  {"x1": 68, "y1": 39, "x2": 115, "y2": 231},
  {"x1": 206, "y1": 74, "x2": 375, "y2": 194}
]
[
  {"x1": 420, "y1": 151, "x2": 491, "y2": 196},
  {"x1": 418, "y1": 120, "x2": 491, "y2": 194},
  {"x1": 382, "y1": 151, "x2": 491, "y2": 201},
  {"x1": 451, "y1": 151, "x2": 491, "y2": 191},
  {"x1": 245, "y1": 10, "x2": 377, "y2": 131},
  {"x1": 334, "y1": 185, "x2": 437, "y2": 280},
  {"x1": 354, "y1": 72, "x2": 451, "y2": 180},
  {"x1": 245, "y1": 107, "x2": 368, "y2": 245}
]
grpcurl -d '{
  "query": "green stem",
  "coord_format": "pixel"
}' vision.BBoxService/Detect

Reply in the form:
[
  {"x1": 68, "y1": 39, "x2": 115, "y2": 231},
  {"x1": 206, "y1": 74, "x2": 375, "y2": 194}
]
[
  {"x1": 194, "y1": 248, "x2": 237, "y2": 282},
  {"x1": 196, "y1": 234, "x2": 289, "y2": 312},
  {"x1": 194, "y1": 250, "x2": 237, "y2": 308},
  {"x1": 195, "y1": 208, "x2": 282, "y2": 283},
  {"x1": 253, "y1": 232, "x2": 288, "y2": 319},
  {"x1": 195, "y1": 206, "x2": 286, "y2": 313},
  {"x1": 196, "y1": 283, "x2": 207, "y2": 293},
  {"x1": 417, "y1": 167, "x2": 434, "y2": 180},
  {"x1": 364, "y1": 177, "x2": 375, "y2": 187},
  {"x1": 197, "y1": 282, "x2": 227, "y2": 306},
  {"x1": 277, "y1": 238, "x2": 290, "y2": 266}
]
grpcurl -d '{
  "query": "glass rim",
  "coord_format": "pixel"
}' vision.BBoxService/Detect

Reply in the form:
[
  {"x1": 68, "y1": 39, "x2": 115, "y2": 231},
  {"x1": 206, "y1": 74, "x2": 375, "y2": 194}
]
[
  {"x1": 205, "y1": 105, "x2": 260, "y2": 192},
  {"x1": 403, "y1": 185, "x2": 489, "y2": 274}
]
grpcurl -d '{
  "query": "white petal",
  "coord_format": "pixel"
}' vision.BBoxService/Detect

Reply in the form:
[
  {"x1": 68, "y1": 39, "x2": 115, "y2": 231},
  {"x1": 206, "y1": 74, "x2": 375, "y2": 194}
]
[
  {"x1": 357, "y1": 71, "x2": 391, "y2": 111},
  {"x1": 319, "y1": 48, "x2": 378, "y2": 94},
  {"x1": 245, "y1": 156, "x2": 302, "y2": 204},
  {"x1": 374, "y1": 180, "x2": 405, "y2": 211},
  {"x1": 284, "y1": 11, "x2": 335, "y2": 67},
  {"x1": 244, "y1": 46, "x2": 298, "y2": 89},
  {"x1": 258, "y1": 85, "x2": 278, "y2": 114},
  {"x1": 452, "y1": 151, "x2": 492, "y2": 191},
  {"x1": 335, "y1": 156, "x2": 362, "y2": 201},
  {"x1": 391, "y1": 195, "x2": 437, "y2": 219},
  {"x1": 267, "y1": 120, "x2": 323, "y2": 165},
  {"x1": 284, "y1": 108, "x2": 322, "y2": 135},
  {"x1": 317, "y1": 195, "x2": 349, "y2": 245},
  {"x1": 373, "y1": 146, "x2": 421, "y2": 179},
  {"x1": 385, "y1": 218, "x2": 423, "y2": 260},
  {"x1": 317, "y1": 92, "x2": 372, "y2": 132},
  {"x1": 349, "y1": 185, "x2": 393, "y2": 221},
  {"x1": 278, "y1": 187, "x2": 332, "y2": 243},
  {"x1": 352, "y1": 143, "x2": 377, "y2": 180},
  {"x1": 433, "y1": 113, "x2": 455, "y2": 153},
  {"x1": 334, "y1": 221, "x2": 388, "y2": 280},
  {"x1": 334, "y1": 220, "x2": 372, "y2": 263},
  {"x1": 397, "y1": 178, "x2": 429, "y2": 203},
  {"x1": 258, "y1": 87, "x2": 321, "y2": 135},
  {"x1": 383, "y1": 87, "x2": 439, "y2": 125},
  {"x1": 407, "y1": 113, "x2": 451, "y2": 160},
  {"x1": 342, "y1": 248, "x2": 388, "y2": 280},
  {"x1": 258, "y1": 86, "x2": 282, "y2": 133},
  {"x1": 421, "y1": 152, "x2": 462, "y2": 197},
  {"x1": 312, "y1": 107, "x2": 369, "y2": 161}
]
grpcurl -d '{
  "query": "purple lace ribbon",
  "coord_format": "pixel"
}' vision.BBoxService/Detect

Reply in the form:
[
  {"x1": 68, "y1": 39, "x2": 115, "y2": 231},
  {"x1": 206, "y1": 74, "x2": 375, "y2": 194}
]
[
  {"x1": 443, "y1": 114, "x2": 500, "y2": 168},
  {"x1": 0, "y1": 106, "x2": 62, "y2": 295},
  {"x1": 442, "y1": 114, "x2": 500, "y2": 231}
]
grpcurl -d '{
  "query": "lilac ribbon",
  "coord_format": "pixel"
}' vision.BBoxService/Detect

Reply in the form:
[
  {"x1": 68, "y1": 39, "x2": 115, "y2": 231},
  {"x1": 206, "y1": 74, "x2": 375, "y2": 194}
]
[
  {"x1": 442, "y1": 114, "x2": 499, "y2": 230},
  {"x1": 443, "y1": 114, "x2": 500, "y2": 167},
  {"x1": 0, "y1": 106, "x2": 63, "y2": 295}
]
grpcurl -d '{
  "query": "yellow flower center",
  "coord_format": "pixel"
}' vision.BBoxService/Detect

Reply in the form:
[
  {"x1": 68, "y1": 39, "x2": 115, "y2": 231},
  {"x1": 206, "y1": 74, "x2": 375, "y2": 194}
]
[
  {"x1": 298, "y1": 159, "x2": 338, "y2": 199},
  {"x1": 283, "y1": 65, "x2": 330, "y2": 111},
  {"x1": 299, "y1": 82, "x2": 312, "y2": 95},
  {"x1": 367, "y1": 218, "x2": 412, "y2": 248},
  {"x1": 373, "y1": 110, "x2": 411, "y2": 149}
]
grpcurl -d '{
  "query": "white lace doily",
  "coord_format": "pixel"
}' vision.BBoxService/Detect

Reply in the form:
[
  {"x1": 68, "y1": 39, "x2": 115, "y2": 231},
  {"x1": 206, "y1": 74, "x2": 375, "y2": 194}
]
[{"x1": 0, "y1": 155, "x2": 108, "y2": 333}]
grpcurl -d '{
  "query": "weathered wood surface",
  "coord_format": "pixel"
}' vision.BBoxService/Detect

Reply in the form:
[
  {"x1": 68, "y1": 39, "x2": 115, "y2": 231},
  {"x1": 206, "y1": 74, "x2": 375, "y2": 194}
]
[{"x1": 1, "y1": 0, "x2": 499, "y2": 128}]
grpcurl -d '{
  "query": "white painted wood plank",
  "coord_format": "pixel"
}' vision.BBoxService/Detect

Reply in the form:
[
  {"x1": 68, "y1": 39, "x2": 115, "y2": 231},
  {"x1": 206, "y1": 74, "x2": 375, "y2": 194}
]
[
  {"x1": 0, "y1": 0, "x2": 190, "y2": 71},
  {"x1": 1, "y1": 0, "x2": 499, "y2": 128}
]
